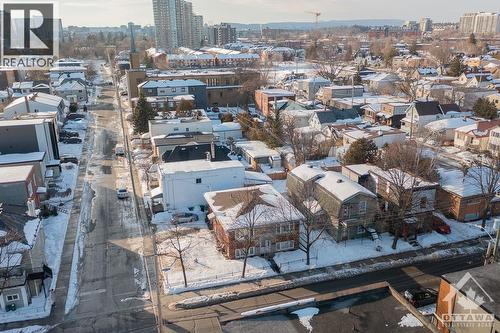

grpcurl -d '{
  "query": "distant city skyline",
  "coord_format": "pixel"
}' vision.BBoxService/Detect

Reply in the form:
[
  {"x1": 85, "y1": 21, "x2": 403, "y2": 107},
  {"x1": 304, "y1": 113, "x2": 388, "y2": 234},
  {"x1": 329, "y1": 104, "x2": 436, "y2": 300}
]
[{"x1": 60, "y1": 0, "x2": 499, "y2": 27}]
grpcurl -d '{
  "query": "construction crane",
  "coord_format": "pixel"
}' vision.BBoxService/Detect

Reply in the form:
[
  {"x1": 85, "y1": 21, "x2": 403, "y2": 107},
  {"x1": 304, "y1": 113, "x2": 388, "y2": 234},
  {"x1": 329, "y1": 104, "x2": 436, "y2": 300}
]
[{"x1": 306, "y1": 11, "x2": 322, "y2": 28}]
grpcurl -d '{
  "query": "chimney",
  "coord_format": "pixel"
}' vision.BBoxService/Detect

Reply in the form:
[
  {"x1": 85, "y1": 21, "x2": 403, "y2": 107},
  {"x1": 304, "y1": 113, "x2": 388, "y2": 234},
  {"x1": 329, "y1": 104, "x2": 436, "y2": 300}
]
[{"x1": 211, "y1": 141, "x2": 216, "y2": 159}]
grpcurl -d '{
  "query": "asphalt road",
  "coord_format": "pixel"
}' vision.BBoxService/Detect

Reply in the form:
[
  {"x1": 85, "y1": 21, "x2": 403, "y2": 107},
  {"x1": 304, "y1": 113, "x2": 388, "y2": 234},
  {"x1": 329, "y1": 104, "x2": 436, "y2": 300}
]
[
  {"x1": 163, "y1": 252, "x2": 485, "y2": 331},
  {"x1": 52, "y1": 90, "x2": 157, "y2": 332}
]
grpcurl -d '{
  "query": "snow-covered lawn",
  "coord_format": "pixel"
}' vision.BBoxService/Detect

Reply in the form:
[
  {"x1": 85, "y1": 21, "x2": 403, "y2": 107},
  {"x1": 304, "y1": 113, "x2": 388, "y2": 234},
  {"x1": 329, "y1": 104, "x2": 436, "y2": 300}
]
[
  {"x1": 274, "y1": 215, "x2": 492, "y2": 274},
  {"x1": 156, "y1": 222, "x2": 275, "y2": 294}
]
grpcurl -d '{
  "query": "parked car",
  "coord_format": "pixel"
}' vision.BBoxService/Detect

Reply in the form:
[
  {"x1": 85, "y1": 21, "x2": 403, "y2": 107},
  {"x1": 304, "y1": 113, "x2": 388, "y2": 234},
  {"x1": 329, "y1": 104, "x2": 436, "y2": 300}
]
[
  {"x1": 115, "y1": 144, "x2": 125, "y2": 157},
  {"x1": 60, "y1": 156, "x2": 79, "y2": 164},
  {"x1": 432, "y1": 216, "x2": 451, "y2": 234},
  {"x1": 116, "y1": 186, "x2": 129, "y2": 199},
  {"x1": 62, "y1": 137, "x2": 82, "y2": 144},
  {"x1": 59, "y1": 130, "x2": 79, "y2": 139},
  {"x1": 171, "y1": 213, "x2": 198, "y2": 224},
  {"x1": 403, "y1": 288, "x2": 438, "y2": 307}
]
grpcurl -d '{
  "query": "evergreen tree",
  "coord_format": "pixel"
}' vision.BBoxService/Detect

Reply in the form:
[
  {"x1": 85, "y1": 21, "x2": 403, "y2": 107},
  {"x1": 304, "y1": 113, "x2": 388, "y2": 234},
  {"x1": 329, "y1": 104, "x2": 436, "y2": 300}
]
[
  {"x1": 143, "y1": 54, "x2": 154, "y2": 69},
  {"x1": 343, "y1": 138, "x2": 378, "y2": 165},
  {"x1": 266, "y1": 109, "x2": 284, "y2": 148},
  {"x1": 132, "y1": 94, "x2": 156, "y2": 134},
  {"x1": 469, "y1": 33, "x2": 477, "y2": 45},
  {"x1": 473, "y1": 98, "x2": 498, "y2": 120},
  {"x1": 448, "y1": 57, "x2": 463, "y2": 77},
  {"x1": 236, "y1": 111, "x2": 254, "y2": 134}
]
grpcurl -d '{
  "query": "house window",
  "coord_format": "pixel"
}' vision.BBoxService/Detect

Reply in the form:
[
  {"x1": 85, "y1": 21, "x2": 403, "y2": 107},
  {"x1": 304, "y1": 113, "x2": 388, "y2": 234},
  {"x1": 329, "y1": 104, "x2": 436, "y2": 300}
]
[
  {"x1": 186, "y1": 128, "x2": 190, "y2": 132},
  {"x1": 6, "y1": 294, "x2": 19, "y2": 301},
  {"x1": 195, "y1": 178, "x2": 202, "y2": 184},
  {"x1": 235, "y1": 228, "x2": 252, "y2": 240},
  {"x1": 420, "y1": 197, "x2": 428, "y2": 209},
  {"x1": 358, "y1": 201, "x2": 367, "y2": 214},
  {"x1": 276, "y1": 240, "x2": 294, "y2": 251},
  {"x1": 173, "y1": 127, "x2": 179, "y2": 131},
  {"x1": 342, "y1": 206, "x2": 349, "y2": 218},
  {"x1": 260, "y1": 239, "x2": 271, "y2": 249},
  {"x1": 235, "y1": 247, "x2": 255, "y2": 259},
  {"x1": 276, "y1": 223, "x2": 292, "y2": 234},
  {"x1": 172, "y1": 88, "x2": 176, "y2": 93},
  {"x1": 357, "y1": 225, "x2": 365, "y2": 235}
]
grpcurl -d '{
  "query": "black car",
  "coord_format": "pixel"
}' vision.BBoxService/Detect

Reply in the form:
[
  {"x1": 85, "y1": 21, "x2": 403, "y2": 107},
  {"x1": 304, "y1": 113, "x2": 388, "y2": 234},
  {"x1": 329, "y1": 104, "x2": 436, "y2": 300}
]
[
  {"x1": 59, "y1": 130, "x2": 79, "y2": 138},
  {"x1": 61, "y1": 156, "x2": 79, "y2": 164},
  {"x1": 404, "y1": 288, "x2": 438, "y2": 308},
  {"x1": 62, "y1": 137, "x2": 82, "y2": 144}
]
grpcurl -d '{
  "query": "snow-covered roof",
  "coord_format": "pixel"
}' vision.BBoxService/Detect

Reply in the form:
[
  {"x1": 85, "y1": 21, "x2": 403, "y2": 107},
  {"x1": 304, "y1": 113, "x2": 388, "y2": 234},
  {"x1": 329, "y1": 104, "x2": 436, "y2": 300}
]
[
  {"x1": 439, "y1": 167, "x2": 498, "y2": 197},
  {"x1": 0, "y1": 165, "x2": 33, "y2": 183},
  {"x1": 316, "y1": 171, "x2": 377, "y2": 201},
  {"x1": 244, "y1": 171, "x2": 272, "y2": 184},
  {"x1": 259, "y1": 89, "x2": 295, "y2": 97},
  {"x1": 343, "y1": 164, "x2": 379, "y2": 176},
  {"x1": 204, "y1": 184, "x2": 303, "y2": 231},
  {"x1": 0, "y1": 152, "x2": 46, "y2": 165},
  {"x1": 370, "y1": 167, "x2": 437, "y2": 189},
  {"x1": 290, "y1": 164, "x2": 326, "y2": 182},
  {"x1": 54, "y1": 80, "x2": 86, "y2": 91},
  {"x1": 159, "y1": 159, "x2": 244, "y2": 175},
  {"x1": 139, "y1": 79, "x2": 206, "y2": 89},
  {"x1": 213, "y1": 122, "x2": 241, "y2": 132},
  {"x1": 235, "y1": 141, "x2": 280, "y2": 159},
  {"x1": 425, "y1": 118, "x2": 476, "y2": 131},
  {"x1": 6, "y1": 92, "x2": 64, "y2": 108}
]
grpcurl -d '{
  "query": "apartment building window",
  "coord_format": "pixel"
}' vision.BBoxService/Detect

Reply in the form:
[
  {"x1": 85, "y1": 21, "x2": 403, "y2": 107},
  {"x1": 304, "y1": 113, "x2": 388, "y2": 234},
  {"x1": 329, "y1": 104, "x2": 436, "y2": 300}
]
[
  {"x1": 6, "y1": 294, "x2": 19, "y2": 301},
  {"x1": 358, "y1": 201, "x2": 367, "y2": 214},
  {"x1": 276, "y1": 240, "x2": 294, "y2": 251},
  {"x1": 173, "y1": 127, "x2": 179, "y2": 131},
  {"x1": 172, "y1": 88, "x2": 176, "y2": 93},
  {"x1": 195, "y1": 178, "x2": 202, "y2": 184},
  {"x1": 276, "y1": 223, "x2": 292, "y2": 234}
]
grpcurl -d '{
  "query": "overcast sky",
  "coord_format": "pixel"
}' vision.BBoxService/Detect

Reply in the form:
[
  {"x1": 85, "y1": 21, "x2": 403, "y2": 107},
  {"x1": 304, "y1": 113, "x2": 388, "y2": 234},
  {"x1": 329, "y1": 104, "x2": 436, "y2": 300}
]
[{"x1": 60, "y1": 0, "x2": 499, "y2": 27}]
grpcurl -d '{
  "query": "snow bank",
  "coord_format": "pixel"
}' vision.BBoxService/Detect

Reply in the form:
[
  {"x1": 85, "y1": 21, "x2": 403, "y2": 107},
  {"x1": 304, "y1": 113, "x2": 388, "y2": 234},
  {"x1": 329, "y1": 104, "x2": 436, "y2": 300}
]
[
  {"x1": 398, "y1": 313, "x2": 424, "y2": 327},
  {"x1": 292, "y1": 307, "x2": 320, "y2": 332}
]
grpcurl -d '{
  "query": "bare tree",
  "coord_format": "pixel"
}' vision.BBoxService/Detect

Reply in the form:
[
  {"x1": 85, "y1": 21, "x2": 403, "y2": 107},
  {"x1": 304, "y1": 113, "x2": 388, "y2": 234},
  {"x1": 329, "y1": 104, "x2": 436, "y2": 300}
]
[
  {"x1": 0, "y1": 228, "x2": 25, "y2": 294},
  {"x1": 376, "y1": 140, "x2": 439, "y2": 249},
  {"x1": 282, "y1": 182, "x2": 328, "y2": 266},
  {"x1": 397, "y1": 66, "x2": 423, "y2": 102},
  {"x1": 163, "y1": 224, "x2": 193, "y2": 288},
  {"x1": 430, "y1": 44, "x2": 452, "y2": 74},
  {"x1": 231, "y1": 189, "x2": 269, "y2": 278},
  {"x1": 315, "y1": 58, "x2": 344, "y2": 83},
  {"x1": 468, "y1": 154, "x2": 500, "y2": 228}
]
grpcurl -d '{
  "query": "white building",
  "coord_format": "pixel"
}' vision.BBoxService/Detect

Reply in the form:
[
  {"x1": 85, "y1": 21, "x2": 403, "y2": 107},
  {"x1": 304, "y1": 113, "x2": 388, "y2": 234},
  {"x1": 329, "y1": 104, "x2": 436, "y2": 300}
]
[
  {"x1": 158, "y1": 159, "x2": 245, "y2": 210},
  {"x1": 3, "y1": 93, "x2": 67, "y2": 124},
  {"x1": 459, "y1": 12, "x2": 500, "y2": 34},
  {"x1": 148, "y1": 110, "x2": 213, "y2": 137},
  {"x1": 212, "y1": 122, "x2": 242, "y2": 142}
]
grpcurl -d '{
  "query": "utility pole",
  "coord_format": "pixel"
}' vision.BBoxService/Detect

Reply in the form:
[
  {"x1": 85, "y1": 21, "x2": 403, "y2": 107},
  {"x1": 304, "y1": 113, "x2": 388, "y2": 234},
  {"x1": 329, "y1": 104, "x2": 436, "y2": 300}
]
[{"x1": 484, "y1": 218, "x2": 500, "y2": 265}]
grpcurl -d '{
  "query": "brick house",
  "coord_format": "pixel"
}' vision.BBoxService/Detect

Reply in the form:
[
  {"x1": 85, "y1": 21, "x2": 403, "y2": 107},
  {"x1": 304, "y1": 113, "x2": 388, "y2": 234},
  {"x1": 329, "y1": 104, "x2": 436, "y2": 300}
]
[
  {"x1": 254, "y1": 89, "x2": 296, "y2": 117},
  {"x1": 0, "y1": 165, "x2": 41, "y2": 209},
  {"x1": 288, "y1": 164, "x2": 378, "y2": 242},
  {"x1": 205, "y1": 185, "x2": 302, "y2": 259},
  {"x1": 438, "y1": 168, "x2": 500, "y2": 222},
  {"x1": 454, "y1": 120, "x2": 500, "y2": 153}
]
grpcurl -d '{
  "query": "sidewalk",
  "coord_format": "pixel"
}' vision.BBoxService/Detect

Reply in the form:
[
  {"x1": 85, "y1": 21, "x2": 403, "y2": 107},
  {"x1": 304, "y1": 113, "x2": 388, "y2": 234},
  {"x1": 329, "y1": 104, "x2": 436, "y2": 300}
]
[{"x1": 165, "y1": 237, "x2": 485, "y2": 307}]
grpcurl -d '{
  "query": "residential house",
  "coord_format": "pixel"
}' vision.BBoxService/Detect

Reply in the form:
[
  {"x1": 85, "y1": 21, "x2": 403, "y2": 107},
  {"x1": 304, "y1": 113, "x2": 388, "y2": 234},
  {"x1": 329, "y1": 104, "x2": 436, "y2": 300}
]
[
  {"x1": 425, "y1": 117, "x2": 477, "y2": 143},
  {"x1": 454, "y1": 120, "x2": 500, "y2": 153},
  {"x1": 254, "y1": 89, "x2": 296, "y2": 117},
  {"x1": 151, "y1": 132, "x2": 214, "y2": 159},
  {"x1": 157, "y1": 159, "x2": 245, "y2": 211},
  {"x1": 0, "y1": 165, "x2": 41, "y2": 209},
  {"x1": 3, "y1": 93, "x2": 67, "y2": 125},
  {"x1": 486, "y1": 93, "x2": 500, "y2": 110},
  {"x1": 435, "y1": 264, "x2": 499, "y2": 333},
  {"x1": 0, "y1": 205, "x2": 49, "y2": 311},
  {"x1": 343, "y1": 126, "x2": 406, "y2": 148},
  {"x1": 458, "y1": 72, "x2": 494, "y2": 88},
  {"x1": 400, "y1": 101, "x2": 461, "y2": 135},
  {"x1": 234, "y1": 141, "x2": 282, "y2": 174},
  {"x1": 488, "y1": 126, "x2": 500, "y2": 154},
  {"x1": 316, "y1": 85, "x2": 364, "y2": 106},
  {"x1": 205, "y1": 185, "x2": 302, "y2": 259},
  {"x1": 364, "y1": 72, "x2": 399, "y2": 93},
  {"x1": 212, "y1": 122, "x2": 242, "y2": 142},
  {"x1": 53, "y1": 78, "x2": 88, "y2": 104},
  {"x1": 0, "y1": 152, "x2": 47, "y2": 186},
  {"x1": 366, "y1": 166, "x2": 438, "y2": 240},
  {"x1": 363, "y1": 102, "x2": 411, "y2": 128},
  {"x1": 161, "y1": 142, "x2": 230, "y2": 163},
  {"x1": 309, "y1": 109, "x2": 361, "y2": 131},
  {"x1": 0, "y1": 118, "x2": 60, "y2": 169},
  {"x1": 148, "y1": 110, "x2": 213, "y2": 137},
  {"x1": 287, "y1": 164, "x2": 378, "y2": 241},
  {"x1": 437, "y1": 168, "x2": 500, "y2": 222},
  {"x1": 138, "y1": 79, "x2": 208, "y2": 110},
  {"x1": 292, "y1": 77, "x2": 330, "y2": 101},
  {"x1": 49, "y1": 63, "x2": 86, "y2": 83},
  {"x1": 11, "y1": 81, "x2": 51, "y2": 97}
]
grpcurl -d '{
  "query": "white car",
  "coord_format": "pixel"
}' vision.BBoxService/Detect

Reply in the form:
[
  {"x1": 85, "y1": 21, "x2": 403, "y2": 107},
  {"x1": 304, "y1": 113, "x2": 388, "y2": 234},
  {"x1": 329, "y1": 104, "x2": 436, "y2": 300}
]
[{"x1": 116, "y1": 187, "x2": 129, "y2": 199}]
